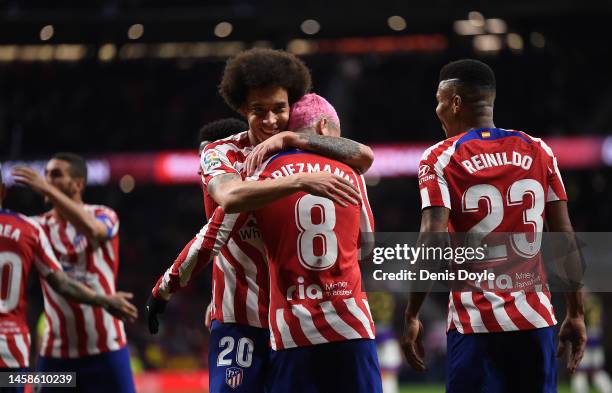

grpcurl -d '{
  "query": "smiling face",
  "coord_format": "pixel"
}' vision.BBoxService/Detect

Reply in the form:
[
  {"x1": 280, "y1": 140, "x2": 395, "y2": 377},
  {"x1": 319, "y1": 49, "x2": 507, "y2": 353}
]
[{"x1": 241, "y1": 86, "x2": 290, "y2": 145}]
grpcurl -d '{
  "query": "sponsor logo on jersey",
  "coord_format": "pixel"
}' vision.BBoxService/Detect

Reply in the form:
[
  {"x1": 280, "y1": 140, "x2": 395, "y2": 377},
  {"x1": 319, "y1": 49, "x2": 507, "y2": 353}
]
[
  {"x1": 418, "y1": 165, "x2": 430, "y2": 178},
  {"x1": 225, "y1": 367, "x2": 244, "y2": 389},
  {"x1": 203, "y1": 150, "x2": 222, "y2": 172},
  {"x1": 239, "y1": 218, "x2": 261, "y2": 241},
  {"x1": 418, "y1": 165, "x2": 436, "y2": 184}
]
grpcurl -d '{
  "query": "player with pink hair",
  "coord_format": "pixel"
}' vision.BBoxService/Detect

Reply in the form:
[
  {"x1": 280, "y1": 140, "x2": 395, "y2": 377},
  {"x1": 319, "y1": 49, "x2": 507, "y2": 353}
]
[{"x1": 149, "y1": 93, "x2": 381, "y2": 393}]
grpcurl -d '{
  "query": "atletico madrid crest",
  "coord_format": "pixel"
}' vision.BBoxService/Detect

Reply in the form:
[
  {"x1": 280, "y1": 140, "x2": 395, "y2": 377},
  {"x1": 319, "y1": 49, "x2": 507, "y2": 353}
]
[{"x1": 225, "y1": 367, "x2": 244, "y2": 389}]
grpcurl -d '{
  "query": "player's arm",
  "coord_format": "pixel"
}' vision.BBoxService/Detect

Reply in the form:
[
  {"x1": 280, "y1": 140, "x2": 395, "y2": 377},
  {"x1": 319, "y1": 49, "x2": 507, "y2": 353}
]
[
  {"x1": 44, "y1": 271, "x2": 137, "y2": 323},
  {"x1": 546, "y1": 200, "x2": 586, "y2": 373},
  {"x1": 30, "y1": 221, "x2": 137, "y2": 322},
  {"x1": 207, "y1": 171, "x2": 360, "y2": 214},
  {"x1": 245, "y1": 131, "x2": 374, "y2": 175},
  {"x1": 401, "y1": 206, "x2": 450, "y2": 372},
  {"x1": 146, "y1": 207, "x2": 243, "y2": 334},
  {"x1": 355, "y1": 174, "x2": 375, "y2": 260},
  {"x1": 12, "y1": 166, "x2": 109, "y2": 242}
]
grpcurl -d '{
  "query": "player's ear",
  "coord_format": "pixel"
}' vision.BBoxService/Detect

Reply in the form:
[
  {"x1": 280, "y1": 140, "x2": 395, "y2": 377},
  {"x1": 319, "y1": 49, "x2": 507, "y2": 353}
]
[
  {"x1": 74, "y1": 177, "x2": 86, "y2": 196},
  {"x1": 316, "y1": 118, "x2": 328, "y2": 136},
  {"x1": 451, "y1": 94, "x2": 462, "y2": 114}
]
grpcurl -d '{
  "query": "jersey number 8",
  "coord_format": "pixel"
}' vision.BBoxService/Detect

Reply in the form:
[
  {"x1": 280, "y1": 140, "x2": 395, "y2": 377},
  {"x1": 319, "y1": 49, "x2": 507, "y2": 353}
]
[{"x1": 295, "y1": 195, "x2": 338, "y2": 271}]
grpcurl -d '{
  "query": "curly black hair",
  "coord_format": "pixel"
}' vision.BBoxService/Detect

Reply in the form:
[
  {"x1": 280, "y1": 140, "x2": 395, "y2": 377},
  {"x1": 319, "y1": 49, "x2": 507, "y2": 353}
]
[
  {"x1": 219, "y1": 48, "x2": 312, "y2": 112},
  {"x1": 198, "y1": 118, "x2": 248, "y2": 145}
]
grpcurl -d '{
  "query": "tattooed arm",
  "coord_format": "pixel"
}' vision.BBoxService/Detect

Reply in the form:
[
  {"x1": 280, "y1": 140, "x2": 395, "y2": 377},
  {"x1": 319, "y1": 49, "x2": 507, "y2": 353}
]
[
  {"x1": 289, "y1": 133, "x2": 374, "y2": 174},
  {"x1": 244, "y1": 131, "x2": 374, "y2": 176}
]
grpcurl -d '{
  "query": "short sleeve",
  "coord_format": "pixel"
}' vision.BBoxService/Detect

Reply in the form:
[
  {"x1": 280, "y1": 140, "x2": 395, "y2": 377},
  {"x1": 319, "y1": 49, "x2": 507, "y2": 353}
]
[
  {"x1": 30, "y1": 220, "x2": 63, "y2": 276},
  {"x1": 94, "y1": 206, "x2": 120, "y2": 239},
  {"x1": 418, "y1": 156, "x2": 451, "y2": 210},
  {"x1": 536, "y1": 139, "x2": 568, "y2": 202},
  {"x1": 200, "y1": 145, "x2": 240, "y2": 186}
]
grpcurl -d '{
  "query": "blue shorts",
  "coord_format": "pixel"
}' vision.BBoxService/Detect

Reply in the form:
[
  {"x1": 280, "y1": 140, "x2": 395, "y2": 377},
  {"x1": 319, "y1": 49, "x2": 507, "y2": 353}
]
[
  {"x1": 0, "y1": 367, "x2": 26, "y2": 393},
  {"x1": 209, "y1": 321, "x2": 270, "y2": 393},
  {"x1": 267, "y1": 339, "x2": 382, "y2": 393},
  {"x1": 36, "y1": 346, "x2": 135, "y2": 393},
  {"x1": 447, "y1": 327, "x2": 557, "y2": 393}
]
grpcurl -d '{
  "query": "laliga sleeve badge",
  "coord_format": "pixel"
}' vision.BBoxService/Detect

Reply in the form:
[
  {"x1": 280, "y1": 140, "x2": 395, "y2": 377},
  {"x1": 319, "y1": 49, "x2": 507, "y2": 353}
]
[
  {"x1": 203, "y1": 150, "x2": 222, "y2": 172},
  {"x1": 225, "y1": 367, "x2": 244, "y2": 389}
]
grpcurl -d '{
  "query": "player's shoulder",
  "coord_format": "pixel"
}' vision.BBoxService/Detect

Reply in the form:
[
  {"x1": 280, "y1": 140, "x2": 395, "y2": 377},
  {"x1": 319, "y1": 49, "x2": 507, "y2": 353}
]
[
  {"x1": 420, "y1": 135, "x2": 462, "y2": 163},
  {"x1": 84, "y1": 204, "x2": 118, "y2": 218},
  {"x1": 202, "y1": 131, "x2": 250, "y2": 153},
  {"x1": 0, "y1": 210, "x2": 42, "y2": 236}
]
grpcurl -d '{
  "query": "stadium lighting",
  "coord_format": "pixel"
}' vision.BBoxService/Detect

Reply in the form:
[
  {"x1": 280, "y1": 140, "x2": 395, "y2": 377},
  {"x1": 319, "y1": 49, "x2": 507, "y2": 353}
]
[
  {"x1": 387, "y1": 16, "x2": 407, "y2": 32},
  {"x1": 453, "y1": 20, "x2": 483, "y2": 35},
  {"x1": 0, "y1": 46, "x2": 17, "y2": 62},
  {"x1": 485, "y1": 18, "x2": 507, "y2": 34},
  {"x1": 214, "y1": 22, "x2": 233, "y2": 38},
  {"x1": 507, "y1": 33, "x2": 524, "y2": 51},
  {"x1": 468, "y1": 11, "x2": 485, "y2": 27},
  {"x1": 119, "y1": 175, "x2": 135, "y2": 193},
  {"x1": 287, "y1": 39, "x2": 315, "y2": 55},
  {"x1": 40, "y1": 25, "x2": 54, "y2": 41},
  {"x1": 128, "y1": 24, "x2": 144, "y2": 40},
  {"x1": 301, "y1": 19, "x2": 321, "y2": 35},
  {"x1": 530, "y1": 32, "x2": 546, "y2": 48},
  {"x1": 98, "y1": 44, "x2": 117, "y2": 62},
  {"x1": 473, "y1": 34, "x2": 502, "y2": 52}
]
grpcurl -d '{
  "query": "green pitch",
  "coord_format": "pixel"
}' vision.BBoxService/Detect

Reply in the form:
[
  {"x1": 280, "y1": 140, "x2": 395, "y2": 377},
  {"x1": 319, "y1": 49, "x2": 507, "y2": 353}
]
[{"x1": 398, "y1": 384, "x2": 589, "y2": 393}]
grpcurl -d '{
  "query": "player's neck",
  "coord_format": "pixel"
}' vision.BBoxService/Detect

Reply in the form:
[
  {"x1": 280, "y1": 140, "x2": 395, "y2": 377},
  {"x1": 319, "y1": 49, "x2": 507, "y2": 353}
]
[{"x1": 455, "y1": 116, "x2": 495, "y2": 137}]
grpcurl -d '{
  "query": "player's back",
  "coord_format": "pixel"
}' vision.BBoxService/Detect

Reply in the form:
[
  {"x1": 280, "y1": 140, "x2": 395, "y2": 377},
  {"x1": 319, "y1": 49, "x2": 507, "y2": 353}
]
[
  {"x1": 430, "y1": 128, "x2": 562, "y2": 234},
  {"x1": 253, "y1": 150, "x2": 375, "y2": 350},
  {"x1": 419, "y1": 128, "x2": 565, "y2": 334},
  {"x1": 0, "y1": 209, "x2": 60, "y2": 367}
]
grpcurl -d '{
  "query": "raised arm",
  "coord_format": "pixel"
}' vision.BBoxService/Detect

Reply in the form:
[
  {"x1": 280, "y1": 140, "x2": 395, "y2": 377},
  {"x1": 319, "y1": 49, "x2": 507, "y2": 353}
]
[
  {"x1": 12, "y1": 167, "x2": 109, "y2": 242},
  {"x1": 244, "y1": 131, "x2": 374, "y2": 175}
]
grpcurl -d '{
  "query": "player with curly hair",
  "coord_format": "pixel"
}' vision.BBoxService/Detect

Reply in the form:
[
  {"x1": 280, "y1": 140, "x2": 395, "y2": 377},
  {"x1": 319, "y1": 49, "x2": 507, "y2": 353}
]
[{"x1": 148, "y1": 48, "x2": 376, "y2": 393}]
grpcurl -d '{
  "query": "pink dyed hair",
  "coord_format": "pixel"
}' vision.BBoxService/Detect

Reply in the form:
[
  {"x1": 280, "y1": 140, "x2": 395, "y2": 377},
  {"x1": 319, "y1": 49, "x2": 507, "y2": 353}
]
[{"x1": 288, "y1": 93, "x2": 340, "y2": 132}]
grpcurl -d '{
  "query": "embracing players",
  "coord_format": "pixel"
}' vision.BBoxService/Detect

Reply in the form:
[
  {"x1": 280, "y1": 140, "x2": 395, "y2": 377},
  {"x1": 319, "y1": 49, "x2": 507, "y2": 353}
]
[
  {"x1": 0, "y1": 165, "x2": 137, "y2": 393},
  {"x1": 12, "y1": 153, "x2": 138, "y2": 393},
  {"x1": 150, "y1": 92, "x2": 381, "y2": 392},
  {"x1": 147, "y1": 48, "x2": 375, "y2": 393},
  {"x1": 401, "y1": 59, "x2": 586, "y2": 393}
]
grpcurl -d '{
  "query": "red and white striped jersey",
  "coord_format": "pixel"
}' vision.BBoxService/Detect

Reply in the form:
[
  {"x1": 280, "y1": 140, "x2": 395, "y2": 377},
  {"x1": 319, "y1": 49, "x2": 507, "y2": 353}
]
[
  {"x1": 253, "y1": 151, "x2": 376, "y2": 349},
  {"x1": 0, "y1": 210, "x2": 62, "y2": 367},
  {"x1": 198, "y1": 131, "x2": 269, "y2": 328},
  {"x1": 156, "y1": 150, "x2": 376, "y2": 349},
  {"x1": 35, "y1": 205, "x2": 125, "y2": 358},
  {"x1": 418, "y1": 128, "x2": 565, "y2": 334}
]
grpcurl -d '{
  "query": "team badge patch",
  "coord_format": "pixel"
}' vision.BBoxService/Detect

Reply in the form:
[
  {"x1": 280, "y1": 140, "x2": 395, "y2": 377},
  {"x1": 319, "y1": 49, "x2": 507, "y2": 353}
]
[
  {"x1": 225, "y1": 367, "x2": 244, "y2": 389},
  {"x1": 481, "y1": 130, "x2": 491, "y2": 138},
  {"x1": 203, "y1": 150, "x2": 222, "y2": 172}
]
